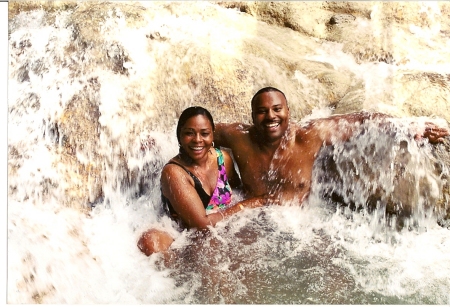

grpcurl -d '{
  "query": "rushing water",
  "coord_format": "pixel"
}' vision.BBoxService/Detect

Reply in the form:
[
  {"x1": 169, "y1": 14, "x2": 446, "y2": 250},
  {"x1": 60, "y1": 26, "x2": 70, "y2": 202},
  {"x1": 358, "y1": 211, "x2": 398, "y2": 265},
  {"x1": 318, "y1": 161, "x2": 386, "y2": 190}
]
[{"x1": 7, "y1": 1, "x2": 450, "y2": 304}]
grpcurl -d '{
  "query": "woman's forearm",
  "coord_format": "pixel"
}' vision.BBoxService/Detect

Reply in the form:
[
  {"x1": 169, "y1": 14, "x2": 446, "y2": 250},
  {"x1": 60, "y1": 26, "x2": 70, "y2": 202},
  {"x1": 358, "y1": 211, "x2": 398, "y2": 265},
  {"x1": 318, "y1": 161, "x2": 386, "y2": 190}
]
[{"x1": 197, "y1": 195, "x2": 272, "y2": 229}]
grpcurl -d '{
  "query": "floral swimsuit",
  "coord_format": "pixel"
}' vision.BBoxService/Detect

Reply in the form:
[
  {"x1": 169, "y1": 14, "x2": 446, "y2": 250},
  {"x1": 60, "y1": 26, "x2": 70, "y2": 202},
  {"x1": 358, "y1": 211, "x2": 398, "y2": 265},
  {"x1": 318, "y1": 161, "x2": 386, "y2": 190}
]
[
  {"x1": 205, "y1": 148, "x2": 233, "y2": 213},
  {"x1": 162, "y1": 148, "x2": 233, "y2": 225}
]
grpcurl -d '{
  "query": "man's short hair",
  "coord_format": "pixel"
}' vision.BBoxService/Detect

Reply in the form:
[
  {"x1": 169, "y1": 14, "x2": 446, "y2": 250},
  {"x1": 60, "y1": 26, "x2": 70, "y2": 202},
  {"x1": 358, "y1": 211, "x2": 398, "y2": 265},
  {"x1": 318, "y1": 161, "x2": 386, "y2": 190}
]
[{"x1": 251, "y1": 87, "x2": 287, "y2": 109}]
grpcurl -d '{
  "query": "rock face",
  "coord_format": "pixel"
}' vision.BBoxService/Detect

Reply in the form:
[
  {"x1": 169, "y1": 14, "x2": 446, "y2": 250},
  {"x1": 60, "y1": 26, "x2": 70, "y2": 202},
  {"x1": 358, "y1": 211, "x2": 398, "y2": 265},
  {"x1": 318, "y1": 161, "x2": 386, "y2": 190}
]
[
  {"x1": 217, "y1": 1, "x2": 450, "y2": 121},
  {"x1": 317, "y1": 136, "x2": 450, "y2": 228},
  {"x1": 7, "y1": 1, "x2": 450, "y2": 223}
]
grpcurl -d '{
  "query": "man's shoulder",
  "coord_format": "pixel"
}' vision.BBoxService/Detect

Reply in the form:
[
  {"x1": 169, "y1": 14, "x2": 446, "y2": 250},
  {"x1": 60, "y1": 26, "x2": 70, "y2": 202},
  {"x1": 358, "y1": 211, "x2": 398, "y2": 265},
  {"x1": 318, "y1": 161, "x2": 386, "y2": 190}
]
[
  {"x1": 291, "y1": 121, "x2": 320, "y2": 142},
  {"x1": 290, "y1": 121, "x2": 312, "y2": 133}
]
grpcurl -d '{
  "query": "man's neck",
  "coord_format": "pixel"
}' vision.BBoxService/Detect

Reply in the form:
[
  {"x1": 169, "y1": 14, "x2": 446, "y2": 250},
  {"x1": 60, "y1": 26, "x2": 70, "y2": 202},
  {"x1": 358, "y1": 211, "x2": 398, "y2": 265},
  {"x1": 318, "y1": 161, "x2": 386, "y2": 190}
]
[{"x1": 251, "y1": 125, "x2": 290, "y2": 156}]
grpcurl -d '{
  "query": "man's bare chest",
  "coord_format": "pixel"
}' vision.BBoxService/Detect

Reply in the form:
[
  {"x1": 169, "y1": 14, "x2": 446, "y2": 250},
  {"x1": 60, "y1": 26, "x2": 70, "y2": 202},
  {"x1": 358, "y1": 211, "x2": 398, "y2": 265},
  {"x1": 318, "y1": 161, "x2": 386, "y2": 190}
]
[{"x1": 237, "y1": 149, "x2": 313, "y2": 185}]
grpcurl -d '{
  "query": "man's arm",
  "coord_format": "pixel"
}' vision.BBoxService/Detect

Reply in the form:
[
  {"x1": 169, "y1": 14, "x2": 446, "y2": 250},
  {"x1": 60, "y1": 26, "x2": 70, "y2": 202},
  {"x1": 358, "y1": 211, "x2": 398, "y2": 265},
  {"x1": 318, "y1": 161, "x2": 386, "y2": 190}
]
[
  {"x1": 306, "y1": 111, "x2": 449, "y2": 145},
  {"x1": 222, "y1": 149, "x2": 242, "y2": 189},
  {"x1": 306, "y1": 111, "x2": 388, "y2": 145},
  {"x1": 214, "y1": 123, "x2": 232, "y2": 148},
  {"x1": 214, "y1": 123, "x2": 249, "y2": 148}
]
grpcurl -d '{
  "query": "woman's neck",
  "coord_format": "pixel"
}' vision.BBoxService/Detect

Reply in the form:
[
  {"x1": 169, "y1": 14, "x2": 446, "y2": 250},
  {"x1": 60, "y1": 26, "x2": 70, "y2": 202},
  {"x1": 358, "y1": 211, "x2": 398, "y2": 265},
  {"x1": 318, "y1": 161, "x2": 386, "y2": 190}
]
[{"x1": 178, "y1": 149, "x2": 212, "y2": 169}]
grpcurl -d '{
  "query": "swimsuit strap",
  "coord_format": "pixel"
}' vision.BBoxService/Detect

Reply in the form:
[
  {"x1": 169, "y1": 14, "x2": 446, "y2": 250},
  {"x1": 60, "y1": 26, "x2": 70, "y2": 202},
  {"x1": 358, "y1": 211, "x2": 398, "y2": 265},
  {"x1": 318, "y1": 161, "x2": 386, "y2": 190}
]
[
  {"x1": 164, "y1": 161, "x2": 211, "y2": 207},
  {"x1": 205, "y1": 148, "x2": 232, "y2": 212}
]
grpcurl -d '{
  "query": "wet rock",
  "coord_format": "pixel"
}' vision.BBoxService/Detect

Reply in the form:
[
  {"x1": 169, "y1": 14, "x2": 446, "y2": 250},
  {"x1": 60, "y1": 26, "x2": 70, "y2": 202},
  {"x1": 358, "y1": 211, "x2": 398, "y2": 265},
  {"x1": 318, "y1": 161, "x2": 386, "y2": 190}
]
[
  {"x1": 146, "y1": 32, "x2": 167, "y2": 41},
  {"x1": 329, "y1": 14, "x2": 356, "y2": 25},
  {"x1": 218, "y1": 1, "x2": 333, "y2": 38},
  {"x1": 17, "y1": 64, "x2": 30, "y2": 83},
  {"x1": 322, "y1": 2, "x2": 372, "y2": 18},
  {"x1": 30, "y1": 58, "x2": 49, "y2": 77},
  {"x1": 332, "y1": 80, "x2": 365, "y2": 114},
  {"x1": 56, "y1": 80, "x2": 103, "y2": 209},
  {"x1": 400, "y1": 73, "x2": 450, "y2": 122},
  {"x1": 431, "y1": 137, "x2": 450, "y2": 226},
  {"x1": 65, "y1": 2, "x2": 145, "y2": 76},
  {"x1": 316, "y1": 131, "x2": 450, "y2": 229},
  {"x1": 106, "y1": 43, "x2": 129, "y2": 75},
  {"x1": 11, "y1": 39, "x2": 32, "y2": 56}
]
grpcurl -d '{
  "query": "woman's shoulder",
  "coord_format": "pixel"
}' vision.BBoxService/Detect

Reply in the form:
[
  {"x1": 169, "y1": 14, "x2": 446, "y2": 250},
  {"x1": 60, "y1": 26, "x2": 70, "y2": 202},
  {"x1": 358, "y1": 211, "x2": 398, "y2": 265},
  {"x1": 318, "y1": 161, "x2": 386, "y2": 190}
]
[
  {"x1": 161, "y1": 157, "x2": 188, "y2": 177},
  {"x1": 161, "y1": 161, "x2": 195, "y2": 192}
]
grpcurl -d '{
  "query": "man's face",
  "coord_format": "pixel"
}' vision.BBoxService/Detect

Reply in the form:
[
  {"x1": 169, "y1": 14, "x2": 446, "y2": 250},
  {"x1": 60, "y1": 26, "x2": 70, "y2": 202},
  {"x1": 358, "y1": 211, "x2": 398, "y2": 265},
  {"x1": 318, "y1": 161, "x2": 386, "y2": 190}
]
[{"x1": 252, "y1": 91, "x2": 290, "y2": 143}]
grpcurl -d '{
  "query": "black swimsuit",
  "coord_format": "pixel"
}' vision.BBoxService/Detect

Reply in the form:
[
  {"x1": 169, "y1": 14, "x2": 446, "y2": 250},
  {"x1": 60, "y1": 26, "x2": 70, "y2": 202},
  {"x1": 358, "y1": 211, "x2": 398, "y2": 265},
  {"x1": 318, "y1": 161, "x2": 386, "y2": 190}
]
[
  {"x1": 161, "y1": 148, "x2": 233, "y2": 227},
  {"x1": 161, "y1": 161, "x2": 211, "y2": 215}
]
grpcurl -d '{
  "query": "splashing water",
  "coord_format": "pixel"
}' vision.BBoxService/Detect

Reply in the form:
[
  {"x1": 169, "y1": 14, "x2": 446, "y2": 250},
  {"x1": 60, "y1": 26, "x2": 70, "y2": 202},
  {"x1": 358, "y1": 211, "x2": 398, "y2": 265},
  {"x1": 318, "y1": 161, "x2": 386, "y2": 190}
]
[{"x1": 7, "y1": 1, "x2": 450, "y2": 304}]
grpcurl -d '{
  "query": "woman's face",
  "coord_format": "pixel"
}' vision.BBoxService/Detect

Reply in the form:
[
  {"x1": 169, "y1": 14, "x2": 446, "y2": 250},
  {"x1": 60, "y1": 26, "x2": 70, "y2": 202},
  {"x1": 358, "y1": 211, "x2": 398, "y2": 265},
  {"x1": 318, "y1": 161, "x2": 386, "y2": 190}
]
[{"x1": 179, "y1": 114, "x2": 214, "y2": 162}]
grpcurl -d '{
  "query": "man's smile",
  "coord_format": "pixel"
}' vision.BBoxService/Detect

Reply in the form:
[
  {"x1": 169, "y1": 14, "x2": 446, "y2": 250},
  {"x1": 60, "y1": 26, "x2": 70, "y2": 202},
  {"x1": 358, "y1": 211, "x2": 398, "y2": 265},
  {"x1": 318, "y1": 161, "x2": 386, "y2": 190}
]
[{"x1": 264, "y1": 121, "x2": 280, "y2": 130}]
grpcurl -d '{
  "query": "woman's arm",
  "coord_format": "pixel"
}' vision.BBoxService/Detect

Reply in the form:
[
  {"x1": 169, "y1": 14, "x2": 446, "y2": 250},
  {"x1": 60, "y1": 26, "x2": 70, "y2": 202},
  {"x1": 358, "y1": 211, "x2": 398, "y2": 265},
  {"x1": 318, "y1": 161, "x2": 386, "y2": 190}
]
[
  {"x1": 220, "y1": 194, "x2": 279, "y2": 219},
  {"x1": 161, "y1": 164, "x2": 226, "y2": 229},
  {"x1": 161, "y1": 161, "x2": 267, "y2": 230}
]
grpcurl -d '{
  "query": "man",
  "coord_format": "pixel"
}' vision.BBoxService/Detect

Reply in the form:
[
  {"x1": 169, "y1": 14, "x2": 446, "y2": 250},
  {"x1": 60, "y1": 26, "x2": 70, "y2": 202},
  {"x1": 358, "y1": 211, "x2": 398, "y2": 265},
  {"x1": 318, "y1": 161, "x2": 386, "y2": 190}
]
[{"x1": 214, "y1": 87, "x2": 449, "y2": 205}]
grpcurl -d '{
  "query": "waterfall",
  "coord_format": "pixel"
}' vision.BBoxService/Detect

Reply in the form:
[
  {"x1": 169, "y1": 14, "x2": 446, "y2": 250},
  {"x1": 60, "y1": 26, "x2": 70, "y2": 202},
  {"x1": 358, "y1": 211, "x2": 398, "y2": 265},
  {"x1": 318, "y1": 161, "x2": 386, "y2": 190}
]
[{"x1": 7, "y1": 1, "x2": 450, "y2": 304}]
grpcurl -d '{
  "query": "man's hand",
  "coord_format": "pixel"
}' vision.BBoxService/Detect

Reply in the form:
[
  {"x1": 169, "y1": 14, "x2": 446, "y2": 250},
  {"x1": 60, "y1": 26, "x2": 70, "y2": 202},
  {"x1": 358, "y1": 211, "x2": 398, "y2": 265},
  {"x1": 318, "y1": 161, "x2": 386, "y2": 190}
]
[{"x1": 414, "y1": 122, "x2": 449, "y2": 144}]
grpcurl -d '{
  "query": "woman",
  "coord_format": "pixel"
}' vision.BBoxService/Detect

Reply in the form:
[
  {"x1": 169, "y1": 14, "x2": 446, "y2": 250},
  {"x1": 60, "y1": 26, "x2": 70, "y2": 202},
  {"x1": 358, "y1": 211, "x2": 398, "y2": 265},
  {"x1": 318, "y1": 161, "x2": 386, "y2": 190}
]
[{"x1": 138, "y1": 106, "x2": 265, "y2": 256}]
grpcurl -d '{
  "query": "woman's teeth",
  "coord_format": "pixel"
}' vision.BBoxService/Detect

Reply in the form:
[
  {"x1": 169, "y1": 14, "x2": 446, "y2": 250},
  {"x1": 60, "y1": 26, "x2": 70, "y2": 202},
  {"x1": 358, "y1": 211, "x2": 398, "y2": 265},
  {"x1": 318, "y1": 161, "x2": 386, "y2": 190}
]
[{"x1": 266, "y1": 123, "x2": 279, "y2": 128}]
